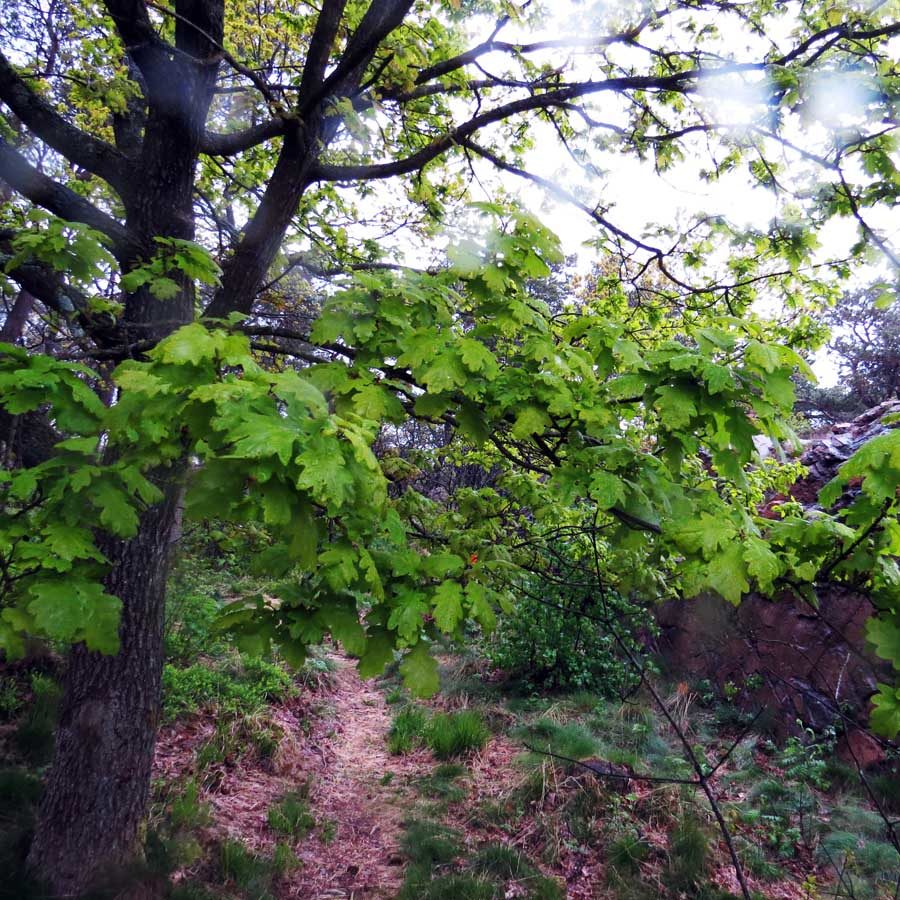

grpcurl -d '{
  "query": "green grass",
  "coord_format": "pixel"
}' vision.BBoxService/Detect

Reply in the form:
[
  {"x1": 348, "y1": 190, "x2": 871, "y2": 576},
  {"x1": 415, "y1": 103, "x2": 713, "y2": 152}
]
[
  {"x1": 514, "y1": 719, "x2": 597, "y2": 762},
  {"x1": 388, "y1": 705, "x2": 428, "y2": 755},
  {"x1": 666, "y1": 817, "x2": 709, "y2": 891},
  {"x1": 426, "y1": 711, "x2": 490, "y2": 760},
  {"x1": 267, "y1": 790, "x2": 315, "y2": 838},
  {"x1": 218, "y1": 837, "x2": 273, "y2": 894},
  {"x1": 169, "y1": 780, "x2": 211, "y2": 830},
  {"x1": 607, "y1": 831, "x2": 649, "y2": 875},
  {"x1": 472, "y1": 843, "x2": 533, "y2": 879},
  {"x1": 399, "y1": 871, "x2": 497, "y2": 900},
  {"x1": 416, "y1": 763, "x2": 467, "y2": 802},
  {"x1": 401, "y1": 820, "x2": 462, "y2": 868}
]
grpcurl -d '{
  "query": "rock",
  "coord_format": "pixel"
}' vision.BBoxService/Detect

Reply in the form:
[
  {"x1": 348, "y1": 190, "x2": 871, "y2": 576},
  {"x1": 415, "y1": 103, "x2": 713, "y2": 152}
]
[
  {"x1": 837, "y1": 728, "x2": 886, "y2": 770},
  {"x1": 656, "y1": 403, "x2": 900, "y2": 739}
]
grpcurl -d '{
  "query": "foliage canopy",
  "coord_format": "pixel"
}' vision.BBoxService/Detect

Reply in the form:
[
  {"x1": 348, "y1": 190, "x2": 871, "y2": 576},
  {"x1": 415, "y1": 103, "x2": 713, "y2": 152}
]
[{"x1": 1, "y1": 7, "x2": 900, "y2": 886}]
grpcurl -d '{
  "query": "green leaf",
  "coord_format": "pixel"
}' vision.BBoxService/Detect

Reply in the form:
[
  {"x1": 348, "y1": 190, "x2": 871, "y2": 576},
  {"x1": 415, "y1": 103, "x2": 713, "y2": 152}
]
[
  {"x1": 589, "y1": 472, "x2": 625, "y2": 510},
  {"x1": 296, "y1": 435, "x2": 354, "y2": 508},
  {"x1": 28, "y1": 581, "x2": 84, "y2": 640},
  {"x1": 433, "y1": 580, "x2": 464, "y2": 633},
  {"x1": 654, "y1": 386, "x2": 696, "y2": 430},
  {"x1": 422, "y1": 553, "x2": 465, "y2": 578},
  {"x1": 399, "y1": 642, "x2": 440, "y2": 698},
  {"x1": 512, "y1": 405, "x2": 549, "y2": 439},
  {"x1": 670, "y1": 513, "x2": 734, "y2": 557},
  {"x1": 358, "y1": 628, "x2": 395, "y2": 678},
  {"x1": 743, "y1": 537, "x2": 781, "y2": 592},
  {"x1": 92, "y1": 480, "x2": 140, "y2": 537},
  {"x1": 458, "y1": 338, "x2": 499, "y2": 377},
  {"x1": 466, "y1": 582, "x2": 496, "y2": 632},
  {"x1": 870, "y1": 683, "x2": 900, "y2": 738},
  {"x1": 867, "y1": 613, "x2": 900, "y2": 668},
  {"x1": 705, "y1": 543, "x2": 750, "y2": 605},
  {"x1": 154, "y1": 323, "x2": 219, "y2": 366},
  {"x1": 322, "y1": 605, "x2": 367, "y2": 656},
  {"x1": 80, "y1": 586, "x2": 122, "y2": 654}
]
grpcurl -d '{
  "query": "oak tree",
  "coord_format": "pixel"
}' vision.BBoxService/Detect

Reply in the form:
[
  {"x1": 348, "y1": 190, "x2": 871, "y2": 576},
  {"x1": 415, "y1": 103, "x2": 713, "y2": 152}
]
[{"x1": 0, "y1": 0, "x2": 898, "y2": 893}]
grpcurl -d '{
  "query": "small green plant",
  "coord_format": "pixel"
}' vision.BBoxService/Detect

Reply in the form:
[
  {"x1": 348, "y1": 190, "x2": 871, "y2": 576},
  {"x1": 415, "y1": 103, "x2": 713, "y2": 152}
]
[
  {"x1": 0, "y1": 676, "x2": 21, "y2": 721},
  {"x1": 607, "y1": 831, "x2": 649, "y2": 876},
  {"x1": 169, "y1": 780, "x2": 211, "y2": 830},
  {"x1": 426, "y1": 710, "x2": 490, "y2": 760},
  {"x1": 267, "y1": 790, "x2": 315, "y2": 838},
  {"x1": 14, "y1": 673, "x2": 61, "y2": 765},
  {"x1": 666, "y1": 817, "x2": 709, "y2": 891},
  {"x1": 388, "y1": 705, "x2": 428, "y2": 755}
]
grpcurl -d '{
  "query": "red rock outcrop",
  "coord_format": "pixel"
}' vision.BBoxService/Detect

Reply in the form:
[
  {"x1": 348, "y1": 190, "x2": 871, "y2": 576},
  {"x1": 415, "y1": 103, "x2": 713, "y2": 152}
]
[{"x1": 656, "y1": 402, "x2": 900, "y2": 749}]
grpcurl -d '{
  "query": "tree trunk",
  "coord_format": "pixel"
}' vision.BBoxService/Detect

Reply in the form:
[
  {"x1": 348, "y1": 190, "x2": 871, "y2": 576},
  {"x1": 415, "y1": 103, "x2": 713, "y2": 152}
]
[{"x1": 26, "y1": 475, "x2": 185, "y2": 896}]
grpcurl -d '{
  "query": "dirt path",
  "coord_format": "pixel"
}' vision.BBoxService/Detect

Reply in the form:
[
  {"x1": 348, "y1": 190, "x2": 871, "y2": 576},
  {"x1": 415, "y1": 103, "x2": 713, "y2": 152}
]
[{"x1": 288, "y1": 657, "x2": 432, "y2": 899}]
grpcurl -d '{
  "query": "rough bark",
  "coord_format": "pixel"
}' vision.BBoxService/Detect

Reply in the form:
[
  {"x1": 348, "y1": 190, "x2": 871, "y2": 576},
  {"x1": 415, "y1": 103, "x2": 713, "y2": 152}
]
[
  {"x1": 26, "y1": 475, "x2": 185, "y2": 895},
  {"x1": 23, "y1": 3, "x2": 224, "y2": 892}
]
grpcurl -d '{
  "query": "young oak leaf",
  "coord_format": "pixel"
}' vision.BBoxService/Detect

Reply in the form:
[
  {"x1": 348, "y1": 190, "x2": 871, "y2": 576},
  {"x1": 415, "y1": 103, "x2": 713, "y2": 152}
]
[
  {"x1": 705, "y1": 543, "x2": 750, "y2": 605},
  {"x1": 399, "y1": 642, "x2": 440, "y2": 698},
  {"x1": 743, "y1": 536, "x2": 782, "y2": 593},
  {"x1": 433, "y1": 580, "x2": 464, "y2": 633}
]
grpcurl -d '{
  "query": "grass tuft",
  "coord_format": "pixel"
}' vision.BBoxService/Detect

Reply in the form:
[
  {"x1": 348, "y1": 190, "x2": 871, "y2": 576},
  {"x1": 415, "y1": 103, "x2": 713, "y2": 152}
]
[
  {"x1": 388, "y1": 705, "x2": 429, "y2": 755},
  {"x1": 267, "y1": 790, "x2": 315, "y2": 838},
  {"x1": 426, "y1": 710, "x2": 490, "y2": 760}
]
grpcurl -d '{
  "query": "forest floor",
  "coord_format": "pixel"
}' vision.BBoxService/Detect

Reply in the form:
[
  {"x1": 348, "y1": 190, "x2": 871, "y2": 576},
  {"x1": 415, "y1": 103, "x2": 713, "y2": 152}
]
[
  {"x1": 147, "y1": 650, "x2": 898, "y2": 900},
  {"x1": 2, "y1": 643, "x2": 898, "y2": 899}
]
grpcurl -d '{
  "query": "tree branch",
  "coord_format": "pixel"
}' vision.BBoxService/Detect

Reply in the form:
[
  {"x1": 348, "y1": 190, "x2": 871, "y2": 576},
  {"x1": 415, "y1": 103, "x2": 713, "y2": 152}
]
[
  {"x1": 200, "y1": 118, "x2": 286, "y2": 156},
  {"x1": 312, "y1": 66, "x2": 726, "y2": 182},
  {"x1": 0, "y1": 138, "x2": 137, "y2": 260},
  {"x1": 0, "y1": 52, "x2": 128, "y2": 191}
]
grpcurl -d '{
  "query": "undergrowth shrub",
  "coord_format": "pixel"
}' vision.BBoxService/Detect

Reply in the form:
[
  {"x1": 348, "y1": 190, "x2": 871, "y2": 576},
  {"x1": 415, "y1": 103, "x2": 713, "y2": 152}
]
[
  {"x1": 14, "y1": 674, "x2": 61, "y2": 766},
  {"x1": 485, "y1": 577, "x2": 645, "y2": 695},
  {"x1": 162, "y1": 655, "x2": 296, "y2": 721},
  {"x1": 426, "y1": 711, "x2": 490, "y2": 760}
]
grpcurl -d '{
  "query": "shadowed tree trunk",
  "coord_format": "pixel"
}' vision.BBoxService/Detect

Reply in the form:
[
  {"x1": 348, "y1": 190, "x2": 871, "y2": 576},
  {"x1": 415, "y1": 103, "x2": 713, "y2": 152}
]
[{"x1": 26, "y1": 479, "x2": 185, "y2": 891}]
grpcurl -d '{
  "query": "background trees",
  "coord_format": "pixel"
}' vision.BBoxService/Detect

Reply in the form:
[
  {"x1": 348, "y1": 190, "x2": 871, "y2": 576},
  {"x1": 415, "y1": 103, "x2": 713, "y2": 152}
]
[
  {"x1": 0, "y1": 0, "x2": 898, "y2": 893},
  {"x1": 798, "y1": 284, "x2": 900, "y2": 423}
]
